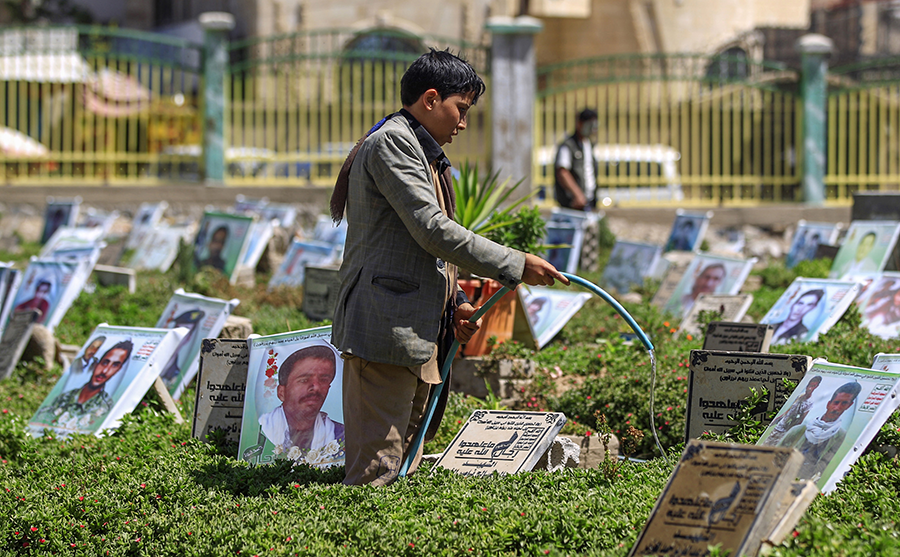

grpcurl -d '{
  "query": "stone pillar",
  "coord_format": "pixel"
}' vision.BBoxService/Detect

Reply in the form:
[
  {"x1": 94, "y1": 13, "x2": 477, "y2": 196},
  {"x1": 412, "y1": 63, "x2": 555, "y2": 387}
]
[
  {"x1": 200, "y1": 12, "x2": 235, "y2": 186},
  {"x1": 796, "y1": 34, "x2": 833, "y2": 206},
  {"x1": 486, "y1": 16, "x2": 543, "y2": 204}
]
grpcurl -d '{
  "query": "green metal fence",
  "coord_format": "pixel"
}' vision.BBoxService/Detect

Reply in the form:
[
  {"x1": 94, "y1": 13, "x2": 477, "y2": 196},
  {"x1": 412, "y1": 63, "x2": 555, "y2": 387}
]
[
  {"x1": 0, "y1": 25, "x2": 203, "y2": 185},
  {"x1": 534, "y1": 54, "x2": 803, "y2": 206},
  {"x1": 826, "y1": 58, "x2": 900, "y2": 202},
  {"x1": 224, "y1": 28, "x2": 491, "y2": 186}
]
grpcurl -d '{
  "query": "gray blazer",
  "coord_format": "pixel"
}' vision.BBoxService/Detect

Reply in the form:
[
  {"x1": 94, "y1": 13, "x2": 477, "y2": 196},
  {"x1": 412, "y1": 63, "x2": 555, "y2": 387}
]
[{"x1": 332, "y1": 116, "x2": 525, "y2": 367}]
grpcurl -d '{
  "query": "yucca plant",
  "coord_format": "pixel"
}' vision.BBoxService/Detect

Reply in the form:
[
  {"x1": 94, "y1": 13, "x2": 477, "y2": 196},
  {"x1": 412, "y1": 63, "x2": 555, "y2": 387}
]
[{"x1": 452, "y1": 162, "x2": 535, "y2": 235}]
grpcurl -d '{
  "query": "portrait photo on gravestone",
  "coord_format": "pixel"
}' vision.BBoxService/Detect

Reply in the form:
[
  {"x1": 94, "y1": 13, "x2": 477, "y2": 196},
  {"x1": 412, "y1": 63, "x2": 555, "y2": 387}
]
[
  {"x1": 662, "y1": 253, "x2": 755, "y2": 318},
  {"x1": 191, "y1": 212, "x2": 255, "y2": 282},
  {"x1": 238, "y1": 327, "x2": 344, "y2": 469},
  {"x1": 28, "y1": 325, "x2": 187, "y2": 438},
  {"x1": 828, "y1": 220, "x2": 900, "y2": 279},
  {"x1": 761, "y1": 278, "x2": 862, "y2": 346},
  {"x1": 758, "y1": 360, "x2": 900, "y2": 493},
  {"x1": 154, "y1": 290, "x2": 240, "y2": 399}
]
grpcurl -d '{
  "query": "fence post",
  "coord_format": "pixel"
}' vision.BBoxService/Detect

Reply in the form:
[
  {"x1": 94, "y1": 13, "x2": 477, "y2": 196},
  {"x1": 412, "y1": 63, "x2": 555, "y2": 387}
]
[
  {"x1": 796, "y1": 34, "x2": 833, "y2": 205},
  {"x1": 485, "y1": 16, "x2": 543, "y2": 203},
  {"x1": 200, "y1": 12, "x2": 235, "y2": 186}
]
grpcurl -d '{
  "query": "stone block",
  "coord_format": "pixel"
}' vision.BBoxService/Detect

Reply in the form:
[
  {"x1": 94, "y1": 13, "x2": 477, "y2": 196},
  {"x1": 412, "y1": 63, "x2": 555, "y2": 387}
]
[
  {"x1": 534, "y1": 435, "x2": 580, "y2": 472},
  {"x1": 561, "y1": 433, "x2": 619, "y2": 470},
  {"x1": 93, "y1": 264, "x2": 136, "y2": 293},
  {"x1": 218, "y1": 315, "x2": 253, "y2": 340}
]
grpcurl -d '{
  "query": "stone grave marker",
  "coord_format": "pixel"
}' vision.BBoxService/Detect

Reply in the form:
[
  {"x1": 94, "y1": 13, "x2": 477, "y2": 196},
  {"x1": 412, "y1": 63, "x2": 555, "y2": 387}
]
[
  {"x1": 192, "y1": 338, "x2": 249, "y2": 443},
  {"x1": 814, "y1": 243, "x2": 839, "y2": 261},
  {"x1": 686, "y1": 350, "x2": 811, "y2": 441},
  {"x1": 852, "y1": 192, "x2": 900, "y2": 221},
  {"x1": 93, "y1": 264, "x2": 136, "y2": 293},
  {"x1": 703, "y1": 322, "x2": 774, "y2": 353},
  {"x1": 629, "y1": 440, "x2": 803, "y2": 557},
  {"x1": 433, "y1": 410, "x2": 566, "y2": 477},
  {"x1": 303, "y1": 264, "x2": 341, "y2": 321},
  {"x1": 679, "y1": 294, "x2": 753, "y2": 338},
  {"x1": 650, "y1": 254, "x2": 693, "y2": 308},
  {"x1": 0, "y1": 309, "x2": 40, "y2": 380}
]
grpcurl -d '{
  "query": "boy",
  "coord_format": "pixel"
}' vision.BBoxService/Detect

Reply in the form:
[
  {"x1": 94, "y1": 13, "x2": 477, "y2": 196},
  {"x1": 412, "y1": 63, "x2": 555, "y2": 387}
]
[{"x1": 330, "y1": 49, "x2": 567, "y2": 486}]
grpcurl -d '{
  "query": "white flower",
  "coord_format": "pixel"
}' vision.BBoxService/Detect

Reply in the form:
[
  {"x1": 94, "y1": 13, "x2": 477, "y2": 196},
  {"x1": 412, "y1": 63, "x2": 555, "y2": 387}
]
[
  {"x1": 273, "y1": 444, "x2": 284, "y2": 455},
  {"x1": 286, "y1": 445, "x2": 303, "y2": 461},
  {"x1": 322, "y1": 440, "x2": 340, "y2": 456}
]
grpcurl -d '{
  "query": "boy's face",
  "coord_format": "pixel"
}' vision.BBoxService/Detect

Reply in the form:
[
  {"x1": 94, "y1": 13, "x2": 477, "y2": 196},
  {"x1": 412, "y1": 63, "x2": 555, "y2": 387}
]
[{"x1": 420, "y1": 90, "x2": 475, "y2": 146}]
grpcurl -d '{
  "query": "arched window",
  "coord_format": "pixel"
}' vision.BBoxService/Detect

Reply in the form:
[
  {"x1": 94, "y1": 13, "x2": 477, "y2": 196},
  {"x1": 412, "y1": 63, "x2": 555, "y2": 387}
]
[
  {"x1": 339, "y1": 29, "x2": 424, "y2": 105},
  {"x1": 705, "y1": 47, "x2": 749, "y2": 81}
]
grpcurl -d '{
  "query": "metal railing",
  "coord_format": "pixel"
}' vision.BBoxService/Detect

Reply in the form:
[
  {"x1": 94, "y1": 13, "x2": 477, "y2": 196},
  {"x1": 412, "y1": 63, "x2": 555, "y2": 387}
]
[
  {"x1": 0, "y1": 25, "x2": 203, "y2": 185},
  {"x1": 224, "y1": 28, "x2": 491, "y2": 186},
  {"x1": 534, "y1": 55, "x2": 802, "y2": 206}
]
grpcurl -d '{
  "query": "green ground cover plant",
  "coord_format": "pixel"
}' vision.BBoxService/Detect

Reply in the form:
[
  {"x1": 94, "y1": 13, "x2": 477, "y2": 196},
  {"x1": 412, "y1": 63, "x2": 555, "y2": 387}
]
[{"x1": 3, "y1": 244, "x2": 900, "y2": 555}]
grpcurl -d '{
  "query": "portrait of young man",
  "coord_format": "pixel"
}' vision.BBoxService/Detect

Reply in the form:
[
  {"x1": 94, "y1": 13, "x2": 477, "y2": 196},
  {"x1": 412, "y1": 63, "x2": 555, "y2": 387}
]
[
  {"x1": 35, "y1": 340, "x2": 133, "y2": 431},
  {"x1": 330, "y1": 49, "x2": 568, "y2": 487}
]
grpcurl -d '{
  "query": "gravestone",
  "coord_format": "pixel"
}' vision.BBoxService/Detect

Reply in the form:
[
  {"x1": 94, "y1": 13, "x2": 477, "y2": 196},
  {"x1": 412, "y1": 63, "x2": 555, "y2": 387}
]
[
  {"x1": 0, "y1": 309, "x2": 40, "y2": 379},
  {"x1": 852, "y1": 192, "x2": 900, "y2": 221},
  {"x1": 762, "y1": 480, "x2": 818, "y2": 549},
  {"x1": 814, "y1": 243, "x2": 839, "y2": 261},
  {"x1": 650, "y1": 253, "x2": 694, "y2": 308},
  {"x1": 679, "y1": 294, "x2": 753, "y2": 338},
  {"x1": 303, "y1": 265, "x2": 341, "y2": 321},
  {"x1": 686, "y1": 350, "x2": 811, "y2": 441},
  {"x1": 97, "y1": 237, "x2": 126, "y2": 267},
  {"x1": 629, "y1": 440, "x2": 803, "y2": 557},
  {"x1": 192, "y1": 338, "x2": 249, "y2": 443},
  {"x1": 432, "y1": 410, "x2": 566, "y2": 477},
  {"x1": 703, "y1": 322, "x2": 774, "y2": 353},
  {"x1": 93, "y1": 264, "x2": 136, "y2": 293}
]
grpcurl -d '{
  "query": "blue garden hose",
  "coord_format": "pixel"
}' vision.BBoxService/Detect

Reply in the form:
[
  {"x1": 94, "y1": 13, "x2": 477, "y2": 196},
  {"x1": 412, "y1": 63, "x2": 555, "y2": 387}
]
[{"x1": 398, "y1": 273, "x2": 656, "y2": 477}]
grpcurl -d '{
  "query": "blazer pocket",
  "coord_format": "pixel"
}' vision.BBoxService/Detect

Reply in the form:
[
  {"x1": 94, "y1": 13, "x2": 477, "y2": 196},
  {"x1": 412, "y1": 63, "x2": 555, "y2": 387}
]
[{"x1": 372, "y1": 275, "x2": 419, "y2": 294}]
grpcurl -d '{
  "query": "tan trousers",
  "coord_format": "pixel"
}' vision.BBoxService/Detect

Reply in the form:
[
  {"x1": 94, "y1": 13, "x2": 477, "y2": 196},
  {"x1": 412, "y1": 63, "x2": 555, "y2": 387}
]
[{"x1": 341, "y1": 354, "x2": 432, "y2": 486}]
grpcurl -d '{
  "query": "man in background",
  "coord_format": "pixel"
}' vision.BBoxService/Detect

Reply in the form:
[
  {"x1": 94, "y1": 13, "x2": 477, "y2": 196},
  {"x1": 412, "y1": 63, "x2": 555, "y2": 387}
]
[{"x1": 554, "y1": 109, "x2": 598, "y2": 211}]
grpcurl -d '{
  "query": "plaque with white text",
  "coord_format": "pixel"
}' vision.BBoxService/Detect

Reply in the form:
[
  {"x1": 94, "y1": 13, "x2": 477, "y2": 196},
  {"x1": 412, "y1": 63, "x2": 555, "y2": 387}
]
[{"x1": 433, "y1": 410, "x2": 566, "y2": 477}]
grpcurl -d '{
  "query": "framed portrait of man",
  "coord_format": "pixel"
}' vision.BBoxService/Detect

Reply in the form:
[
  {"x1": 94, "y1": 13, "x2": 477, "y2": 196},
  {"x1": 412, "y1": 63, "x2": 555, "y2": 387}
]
[
  {"x1": 758, "y1": 360, "x2": 900, "y2": 493},
  {"x1": 518, "y1": 285, "x2": 592, "y2": 349},
  {"x1": 662, "y1": 253, "x2": 755, "y2": 318},
  {"x1": 829, "y1": 221, "x2": 900, "y2": 279},
  {"x1": 126, "y1": 201, "x2": 168, "y2": 250},
  {"x1": 600, "y1": 240, "x2": 661, "y2": 294},
  {"x1": 40, "y1": 198, "x2": 81, "y2": 245},
  {"x1": 155, "y1": 290, "x2": 240, "y2": 400},
  {"x1": 7, "y1": 257, "x2": 93, "y2": 332},
  {"x1": 786, "y1": 221, "x2": 841, "y2": 268},
  {"x1": 760, "y1": 278, "x2": 862, "y2": 346},
  {"x1": 855, "y1": 273, "x2": 900, "y2": 339},
  {"x1": 268, "y1": 239, "x2": 338, "y2": 290},
  {"x1": 129, "y1": 225, "x2": 193, "y2": 273},
  {"x1": 28, "y1": 325, "x2": 187, "y2": 438},
  {"x1": 664, "y1": 210, "x2": 712, "y2": 253},
  {"x1": 190, "y1": 212, "x2": 255, "y2": 283},
  {"x1": 238, "y1": 327, "x2": 344, "y2": 469}
]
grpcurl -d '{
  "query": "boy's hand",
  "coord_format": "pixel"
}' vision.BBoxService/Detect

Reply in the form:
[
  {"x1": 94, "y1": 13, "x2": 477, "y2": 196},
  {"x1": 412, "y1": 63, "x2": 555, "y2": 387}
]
[
  {"x1": 453, "y1": 302, "x2": 482, "y2": 344},
  {"x1": 521, "y1": 253, "x2": 570, "y2": 287}
]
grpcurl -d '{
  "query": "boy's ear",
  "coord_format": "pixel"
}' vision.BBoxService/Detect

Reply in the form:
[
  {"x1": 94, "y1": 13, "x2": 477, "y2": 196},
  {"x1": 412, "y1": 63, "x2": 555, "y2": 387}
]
[{"x1": 421, "y1": 88, "x2": 440, "y2": 111}]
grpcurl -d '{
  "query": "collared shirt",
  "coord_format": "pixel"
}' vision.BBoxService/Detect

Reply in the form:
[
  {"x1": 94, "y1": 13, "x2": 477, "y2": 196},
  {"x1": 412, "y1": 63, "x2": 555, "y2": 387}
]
[{"x1": 398, "y1": 108, "x2": 451, "y2": 174}]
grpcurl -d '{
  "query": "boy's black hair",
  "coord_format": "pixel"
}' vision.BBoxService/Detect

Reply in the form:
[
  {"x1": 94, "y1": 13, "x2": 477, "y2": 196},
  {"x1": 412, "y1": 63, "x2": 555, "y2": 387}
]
[{"x1": 400, "y1": 49, "x2": 486, "y2": 107}]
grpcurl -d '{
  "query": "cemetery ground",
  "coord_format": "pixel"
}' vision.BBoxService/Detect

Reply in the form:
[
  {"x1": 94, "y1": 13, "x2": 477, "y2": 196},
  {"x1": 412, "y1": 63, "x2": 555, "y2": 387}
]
[{"x1": 3, "y1": 245, "x2": 900, "y2": 556}]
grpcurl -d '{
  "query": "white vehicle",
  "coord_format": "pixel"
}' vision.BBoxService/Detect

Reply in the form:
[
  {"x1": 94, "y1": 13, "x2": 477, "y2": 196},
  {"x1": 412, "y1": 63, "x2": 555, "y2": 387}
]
[{"x1": 536, "y1": 143, "x2": 683, "y2": 205}]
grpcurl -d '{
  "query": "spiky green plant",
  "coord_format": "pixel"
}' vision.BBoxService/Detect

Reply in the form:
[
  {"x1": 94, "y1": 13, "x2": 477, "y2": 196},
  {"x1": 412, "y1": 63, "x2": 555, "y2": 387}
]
[{"x1": 452, "y1": 162, "x2": 534, "y2": 235}]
